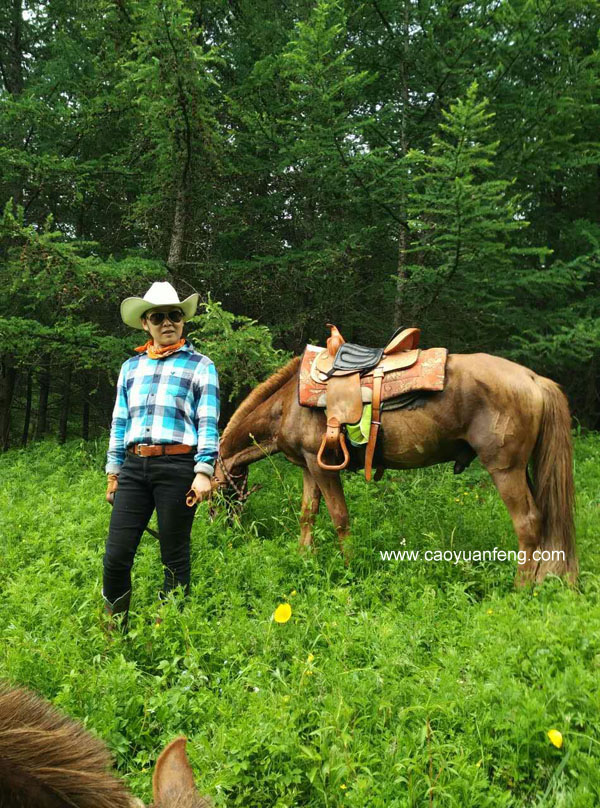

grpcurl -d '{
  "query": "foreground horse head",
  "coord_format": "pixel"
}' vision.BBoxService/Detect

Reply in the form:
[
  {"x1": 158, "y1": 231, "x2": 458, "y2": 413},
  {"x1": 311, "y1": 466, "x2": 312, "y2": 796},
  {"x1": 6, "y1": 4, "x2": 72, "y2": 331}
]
[
  {"x1": 218, "y1": 352, "x2": 577, "y2": 585},
  {"x1": 0, "y1": 685, "x2": 211, "y2": 808}
]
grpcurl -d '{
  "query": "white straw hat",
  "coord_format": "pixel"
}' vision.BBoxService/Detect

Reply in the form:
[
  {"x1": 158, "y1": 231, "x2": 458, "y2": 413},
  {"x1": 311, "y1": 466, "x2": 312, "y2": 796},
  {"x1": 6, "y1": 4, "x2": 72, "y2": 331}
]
[{"x1": 120, "y1": 282, "x2": 199, "y2": 330}]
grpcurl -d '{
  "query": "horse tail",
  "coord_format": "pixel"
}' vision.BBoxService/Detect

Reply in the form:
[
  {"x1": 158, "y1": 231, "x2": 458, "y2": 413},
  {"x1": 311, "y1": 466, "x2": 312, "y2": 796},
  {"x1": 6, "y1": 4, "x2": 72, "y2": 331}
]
[
  {"x1": 0, "y1": 685, "x2": 132, "y2": 808},
  {"x1": 531, "y1": 376, "x2": 577, "y2": 583}
]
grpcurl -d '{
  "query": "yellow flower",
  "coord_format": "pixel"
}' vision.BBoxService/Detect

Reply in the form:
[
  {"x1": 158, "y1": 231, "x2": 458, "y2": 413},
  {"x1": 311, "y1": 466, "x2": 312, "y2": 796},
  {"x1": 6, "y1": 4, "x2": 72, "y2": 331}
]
[
  {"x1": 305, "y1": 669, "x2": 313, "y2": 676},
  {"x1": 290, "y1": 590, "x2": 297, "y2": 596},
  {"x1": 547, "y1": 729, "x2": 563, "y2": 748},
  {"x1": 274, "y1": 603, "x2": 292, "y2": 623},
  {"x1": 307, "y1": 653, "x2": 315, "y2": 663},
  {"x1": 340, "y1": 783, "x2": 347, "y2": 789},
  {"x1": 486, "y1": 609, "x2": 494, "y2": 615}
]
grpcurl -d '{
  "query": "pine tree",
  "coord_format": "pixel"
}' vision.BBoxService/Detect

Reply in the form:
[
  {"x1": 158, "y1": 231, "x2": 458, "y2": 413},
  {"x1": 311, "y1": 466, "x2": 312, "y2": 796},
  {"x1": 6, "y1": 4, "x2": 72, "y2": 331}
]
[{"x1": 402, "y1": 83, "x2": 545, "y2": 351}]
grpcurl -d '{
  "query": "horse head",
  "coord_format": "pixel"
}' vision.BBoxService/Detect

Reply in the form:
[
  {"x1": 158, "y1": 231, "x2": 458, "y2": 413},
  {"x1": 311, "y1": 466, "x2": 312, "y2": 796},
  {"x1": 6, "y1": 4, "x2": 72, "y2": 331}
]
[{"x1": 0, "y1": 685, "x2": 212, "y2": 808}]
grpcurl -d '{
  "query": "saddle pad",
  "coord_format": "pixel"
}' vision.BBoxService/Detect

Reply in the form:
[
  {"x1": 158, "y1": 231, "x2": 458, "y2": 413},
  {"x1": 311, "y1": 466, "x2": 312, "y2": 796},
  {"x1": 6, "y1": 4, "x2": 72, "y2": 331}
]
[{"x1": 299, "y1": 345, "x2": 448, "y2": 408}]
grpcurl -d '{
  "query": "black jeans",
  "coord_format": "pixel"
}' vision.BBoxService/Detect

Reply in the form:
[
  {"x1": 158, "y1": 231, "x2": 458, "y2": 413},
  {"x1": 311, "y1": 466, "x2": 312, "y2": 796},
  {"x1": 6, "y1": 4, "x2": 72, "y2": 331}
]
[{"x1": 103, "y1": 452, "x2": 197, "y2": 604}]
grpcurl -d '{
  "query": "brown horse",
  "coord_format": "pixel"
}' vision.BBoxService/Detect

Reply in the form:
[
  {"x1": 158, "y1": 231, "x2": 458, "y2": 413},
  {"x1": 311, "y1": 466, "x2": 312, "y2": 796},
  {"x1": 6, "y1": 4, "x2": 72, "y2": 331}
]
[
  {"x1": 215, "y1": 352, "x2": 577, "y2": 584},
  {"x1": 0, "y1": 685, "x2": 211, "y2": 808}
]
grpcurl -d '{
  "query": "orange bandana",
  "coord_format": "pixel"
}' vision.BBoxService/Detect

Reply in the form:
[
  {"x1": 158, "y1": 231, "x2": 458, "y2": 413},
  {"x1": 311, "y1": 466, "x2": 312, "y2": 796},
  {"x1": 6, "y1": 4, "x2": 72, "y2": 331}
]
[{"x1": 134, "y1": 338, "x2": 186, "y2": 360}]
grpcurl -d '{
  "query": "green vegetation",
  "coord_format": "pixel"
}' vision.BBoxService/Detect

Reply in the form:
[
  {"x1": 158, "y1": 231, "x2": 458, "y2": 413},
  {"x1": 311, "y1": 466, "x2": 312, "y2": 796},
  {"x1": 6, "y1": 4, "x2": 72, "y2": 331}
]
[
  {"x1": 2, "y1": 2, "x2": 598, "y2": 804},
  {"x1": 2, "y1": 0, "x2": 600, "y2": 448},
  {"x1": 1, "y1": 436, "x2": 599, "y2": 806}
]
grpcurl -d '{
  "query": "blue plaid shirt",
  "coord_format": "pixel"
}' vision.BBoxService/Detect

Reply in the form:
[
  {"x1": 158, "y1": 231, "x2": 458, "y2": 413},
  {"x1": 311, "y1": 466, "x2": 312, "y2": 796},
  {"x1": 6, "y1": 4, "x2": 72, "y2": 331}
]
[{"x1": 105, "y1": 341, "x2": 220, "y2": 476}]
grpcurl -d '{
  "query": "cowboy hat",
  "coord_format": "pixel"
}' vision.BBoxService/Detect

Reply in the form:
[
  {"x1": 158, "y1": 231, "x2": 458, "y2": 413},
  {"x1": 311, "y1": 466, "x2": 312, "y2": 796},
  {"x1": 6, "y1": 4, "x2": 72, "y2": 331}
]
[{"x1": 120, "y1": 282, "x2": 199, "y2": 330}]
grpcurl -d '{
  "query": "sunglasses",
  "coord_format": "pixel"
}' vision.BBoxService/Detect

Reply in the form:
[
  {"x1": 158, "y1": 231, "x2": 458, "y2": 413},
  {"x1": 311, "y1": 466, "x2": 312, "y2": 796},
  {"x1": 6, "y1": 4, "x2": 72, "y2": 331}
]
[{"x1": 146, "y1": 309, "x2": 184, "y2": 326}]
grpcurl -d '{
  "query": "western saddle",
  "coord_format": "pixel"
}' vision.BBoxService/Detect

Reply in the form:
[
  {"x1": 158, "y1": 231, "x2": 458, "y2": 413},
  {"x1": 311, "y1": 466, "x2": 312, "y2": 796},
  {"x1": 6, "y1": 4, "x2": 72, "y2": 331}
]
[{"x1": 314, "y1": 324, "x2": 421, "y2": 480}]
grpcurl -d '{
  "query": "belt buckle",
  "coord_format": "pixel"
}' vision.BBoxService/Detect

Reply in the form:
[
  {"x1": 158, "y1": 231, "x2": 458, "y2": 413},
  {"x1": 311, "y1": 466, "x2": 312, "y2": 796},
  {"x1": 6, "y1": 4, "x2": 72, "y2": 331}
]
[{"x1": 136, "y1": 443, "x2": 152, "y2": 456}]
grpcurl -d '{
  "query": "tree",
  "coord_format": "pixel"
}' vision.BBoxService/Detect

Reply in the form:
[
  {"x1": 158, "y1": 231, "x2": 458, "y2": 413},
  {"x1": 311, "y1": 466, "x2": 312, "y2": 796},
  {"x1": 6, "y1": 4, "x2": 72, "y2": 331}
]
[
  {"x1": 0, "y1": 201, "x2": 163, "y2": 448},
  {"x1": 116, "y1": 0, "x2": 224, "y2": 274},
  {"x1": 402, "y1": 83, "x2": 544, "y2": 352}
]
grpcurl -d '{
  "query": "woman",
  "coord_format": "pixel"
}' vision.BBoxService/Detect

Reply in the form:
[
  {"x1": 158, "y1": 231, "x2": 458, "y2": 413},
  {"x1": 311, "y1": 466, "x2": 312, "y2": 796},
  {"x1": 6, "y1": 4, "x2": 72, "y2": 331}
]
[{"x1": 103, "y1": 282, "x2": 219, "y2": 626}]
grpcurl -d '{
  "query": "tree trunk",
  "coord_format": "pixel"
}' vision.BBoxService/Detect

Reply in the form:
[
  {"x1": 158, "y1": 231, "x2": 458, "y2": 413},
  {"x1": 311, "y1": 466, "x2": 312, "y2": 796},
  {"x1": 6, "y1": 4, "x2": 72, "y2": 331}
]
[
  {"x1": 82, "y1": 398, "x2": 90, "y2": 440},
  {"x1": 3, "y1": 0, "x2": 25, "y2": 210},
  {"x1": 545, "y1": 182, "x2": 564, "y2": 259},
  {"x1": 0, "y1": 359, "x2": 18, "y2": 451},
  {"x1": 393, "y1": 1, "x2": 411, "y2": 328},
  {"x1": 585, "y1": 355, "x2": 599, "y2": 429},
  {"x1": 394, "y1": 224, "x2": 411, "y2": 327},
  {"x1": 167, "y1": 180, "x2": 187, "y2": 275},
  {"x1": 58, "y1": 366, "x2": 72, "y2": 444},
  {"x1": 35, "y1": 369, "x2": 50, "y2": 439},
  {"x1": 21, "y1": 368, "x2": 32, "y2": 446},
  {"x1": 6, "y1": 0, "x2": 24, "y2": 95},
  {"x1": 166, "y1": 64, "x2": 193, "y2": 277}
]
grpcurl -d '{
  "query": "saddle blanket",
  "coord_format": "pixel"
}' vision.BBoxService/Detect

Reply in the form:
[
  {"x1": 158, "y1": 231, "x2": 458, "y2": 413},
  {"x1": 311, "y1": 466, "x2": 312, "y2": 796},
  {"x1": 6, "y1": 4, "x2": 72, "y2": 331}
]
[{"x1": 298, "y1": 344, "x2": 448, "y2": 409}]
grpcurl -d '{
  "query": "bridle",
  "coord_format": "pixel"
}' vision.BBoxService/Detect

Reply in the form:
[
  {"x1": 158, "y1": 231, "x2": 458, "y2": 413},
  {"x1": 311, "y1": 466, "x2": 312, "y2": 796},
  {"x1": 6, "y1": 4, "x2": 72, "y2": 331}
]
[{"x1": 216, "y1": 454, "x2": 259, "y2": 507}]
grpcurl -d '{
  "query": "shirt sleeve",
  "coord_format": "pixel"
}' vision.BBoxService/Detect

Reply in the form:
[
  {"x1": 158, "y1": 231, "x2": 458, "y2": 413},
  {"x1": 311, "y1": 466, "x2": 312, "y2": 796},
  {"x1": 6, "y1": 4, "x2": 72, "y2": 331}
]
[
  {"x1": 193, "y1": 359, "x2": 220, "y2": 476},
  {"x1": 105, "y1": 363, "x2": 129, "y2": 474}
]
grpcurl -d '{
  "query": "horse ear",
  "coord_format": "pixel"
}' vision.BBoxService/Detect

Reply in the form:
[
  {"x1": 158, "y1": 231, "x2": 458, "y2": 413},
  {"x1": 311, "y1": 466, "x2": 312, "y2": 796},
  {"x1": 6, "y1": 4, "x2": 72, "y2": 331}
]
[{"x1": 152, "y1": 737, "x2": 196, "y2": 805}]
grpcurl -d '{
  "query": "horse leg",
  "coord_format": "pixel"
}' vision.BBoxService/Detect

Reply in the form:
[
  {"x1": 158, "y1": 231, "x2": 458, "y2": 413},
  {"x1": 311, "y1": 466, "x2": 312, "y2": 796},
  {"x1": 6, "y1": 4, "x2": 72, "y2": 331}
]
[
  {"x1": 300, "y1": 467, "x2": 322, "y2": 550},
  {"x1": 304, "y1": 455, "x2": 350, "y2": 560},
  {"x1": 487, "y1": 467, "x2": 543, "y2": 586}
]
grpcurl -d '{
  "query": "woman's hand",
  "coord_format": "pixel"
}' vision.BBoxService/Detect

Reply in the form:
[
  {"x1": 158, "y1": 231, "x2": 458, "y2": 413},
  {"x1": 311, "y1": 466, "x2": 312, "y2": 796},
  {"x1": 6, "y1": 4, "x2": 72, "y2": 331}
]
[{"x1": 186, "y1": 472, "x2": 212, "y2": 507}]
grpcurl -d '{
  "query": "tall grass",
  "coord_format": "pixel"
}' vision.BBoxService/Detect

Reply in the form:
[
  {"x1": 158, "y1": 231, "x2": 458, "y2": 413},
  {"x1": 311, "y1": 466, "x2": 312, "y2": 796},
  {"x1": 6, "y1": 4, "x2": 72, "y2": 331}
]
[{"x1": 1, "y1": 435, "x2": 599, "y2": 807}]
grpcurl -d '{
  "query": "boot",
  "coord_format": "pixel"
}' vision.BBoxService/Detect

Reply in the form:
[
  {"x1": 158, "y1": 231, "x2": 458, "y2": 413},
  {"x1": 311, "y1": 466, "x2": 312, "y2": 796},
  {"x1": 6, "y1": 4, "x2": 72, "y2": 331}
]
[
  {"x1": 102, "y1": 589, "x2": 131, "y2": 634},
  {"x1": 155, "y1": 582, "x2": 189, "y2": 625}
]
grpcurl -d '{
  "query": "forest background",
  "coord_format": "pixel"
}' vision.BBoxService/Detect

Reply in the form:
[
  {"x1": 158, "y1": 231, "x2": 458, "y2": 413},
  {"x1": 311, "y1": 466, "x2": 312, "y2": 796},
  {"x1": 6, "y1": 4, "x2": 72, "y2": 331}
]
[{"x1": 1, "y1": 0, "x2": 599, "y2": 447}]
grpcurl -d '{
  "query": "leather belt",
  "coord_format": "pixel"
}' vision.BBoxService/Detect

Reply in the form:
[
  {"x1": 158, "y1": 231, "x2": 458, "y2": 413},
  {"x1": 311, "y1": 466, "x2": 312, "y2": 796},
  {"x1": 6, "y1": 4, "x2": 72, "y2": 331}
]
[
  {"x1": 128, "y1": 443, "x2": 195, "y2": 457},
  {"x1": 364, "y1": 366, "x2": 384, "y2": 481}
]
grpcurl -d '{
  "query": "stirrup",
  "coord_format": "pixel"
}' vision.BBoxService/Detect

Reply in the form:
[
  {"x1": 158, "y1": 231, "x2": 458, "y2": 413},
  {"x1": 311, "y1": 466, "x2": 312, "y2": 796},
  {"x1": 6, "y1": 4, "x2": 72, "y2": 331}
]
[{"x1": 317, "y1": 431, "x2": 350, "y2": 471}]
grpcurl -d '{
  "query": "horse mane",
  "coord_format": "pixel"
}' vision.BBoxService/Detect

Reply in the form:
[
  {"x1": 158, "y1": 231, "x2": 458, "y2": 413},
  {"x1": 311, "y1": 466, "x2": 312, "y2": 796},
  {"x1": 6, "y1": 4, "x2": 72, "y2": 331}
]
[
  {"x1": 0, "y1": 685, "x2": 132, "y2": 808},
  {"x1": 221, "y1": 355, "x2": 301, "y2": 442}
]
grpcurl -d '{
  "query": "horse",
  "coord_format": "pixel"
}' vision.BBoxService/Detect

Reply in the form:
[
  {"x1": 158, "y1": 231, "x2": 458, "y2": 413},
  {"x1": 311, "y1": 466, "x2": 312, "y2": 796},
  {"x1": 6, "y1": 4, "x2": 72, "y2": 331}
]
[
  {"x1": 0, "y1": 685, "x2": 211, "y2": 808},
  {"x1": 214, "y1": 352, "x2": 577, "y2": 585}
]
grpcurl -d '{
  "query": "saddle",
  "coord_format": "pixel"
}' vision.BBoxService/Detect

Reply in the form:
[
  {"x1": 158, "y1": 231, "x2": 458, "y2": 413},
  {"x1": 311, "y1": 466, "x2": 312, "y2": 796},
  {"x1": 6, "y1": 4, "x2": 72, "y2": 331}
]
[{"x1": 298, "y1": 325, "x2": 448, "y2": 480}]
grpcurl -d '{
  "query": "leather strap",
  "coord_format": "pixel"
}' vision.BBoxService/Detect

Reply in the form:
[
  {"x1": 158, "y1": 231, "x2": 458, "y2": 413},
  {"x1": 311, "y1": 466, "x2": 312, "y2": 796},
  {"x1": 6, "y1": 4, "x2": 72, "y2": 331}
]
[
  {"x1": 365, "y1": 367, "x2": 384, "y2": 481},
  {"x1": 128, "y1": 443, "x2": 195, "y2": 457}
]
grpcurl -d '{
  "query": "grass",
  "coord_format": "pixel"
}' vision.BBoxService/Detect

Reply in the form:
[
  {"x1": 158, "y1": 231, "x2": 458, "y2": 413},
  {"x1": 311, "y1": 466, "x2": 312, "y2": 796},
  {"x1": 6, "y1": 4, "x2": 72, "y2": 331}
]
[{"x1": 0, "y1": 434, "x2": 599, "y2": 807}]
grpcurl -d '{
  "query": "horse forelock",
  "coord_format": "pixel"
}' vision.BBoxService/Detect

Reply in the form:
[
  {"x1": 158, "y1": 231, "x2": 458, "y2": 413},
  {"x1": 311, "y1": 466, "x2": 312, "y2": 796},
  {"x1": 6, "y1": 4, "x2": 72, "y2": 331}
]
[
  {"x1": 0, "y1": 685, "x2": 132, "y2": 808},
  {"x1": 221, "y1": 356, "x2": 301, "y2": 444}
]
